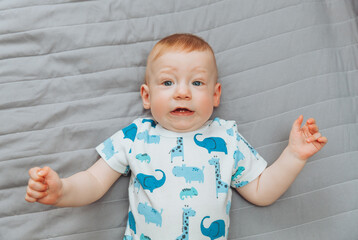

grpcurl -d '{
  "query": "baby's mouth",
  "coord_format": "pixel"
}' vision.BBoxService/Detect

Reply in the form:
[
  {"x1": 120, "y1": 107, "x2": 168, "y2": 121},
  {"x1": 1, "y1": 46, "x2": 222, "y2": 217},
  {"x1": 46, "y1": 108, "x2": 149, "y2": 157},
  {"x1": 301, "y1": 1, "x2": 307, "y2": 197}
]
[{"x1": 171, "y1": 108, "x2": 194, "y2": 115}]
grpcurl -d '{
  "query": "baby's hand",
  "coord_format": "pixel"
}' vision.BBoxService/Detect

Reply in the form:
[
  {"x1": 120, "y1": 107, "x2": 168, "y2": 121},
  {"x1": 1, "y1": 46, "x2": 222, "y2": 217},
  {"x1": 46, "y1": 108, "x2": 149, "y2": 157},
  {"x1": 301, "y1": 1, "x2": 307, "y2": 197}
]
[
  {"x1": 25, "y1": 166, "x2": 63, "y2": 205},
  {"x1": 288, "y1": 115, "x2": 328, "y2": 161}
]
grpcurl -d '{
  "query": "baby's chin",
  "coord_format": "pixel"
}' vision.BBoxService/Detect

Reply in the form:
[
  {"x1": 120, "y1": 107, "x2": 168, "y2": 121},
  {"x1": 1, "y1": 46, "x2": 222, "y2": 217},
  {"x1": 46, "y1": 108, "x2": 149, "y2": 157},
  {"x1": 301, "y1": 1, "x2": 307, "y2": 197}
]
[{"x1": 159, "y1": 120, "x2": 207, "y2": 133}]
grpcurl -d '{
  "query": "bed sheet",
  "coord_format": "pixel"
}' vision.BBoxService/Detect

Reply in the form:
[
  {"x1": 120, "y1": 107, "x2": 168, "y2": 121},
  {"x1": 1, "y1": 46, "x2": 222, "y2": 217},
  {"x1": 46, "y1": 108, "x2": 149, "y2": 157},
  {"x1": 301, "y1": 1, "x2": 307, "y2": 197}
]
[{"x1": 0, "y1": 0, "x2": 357, "y2": 239}]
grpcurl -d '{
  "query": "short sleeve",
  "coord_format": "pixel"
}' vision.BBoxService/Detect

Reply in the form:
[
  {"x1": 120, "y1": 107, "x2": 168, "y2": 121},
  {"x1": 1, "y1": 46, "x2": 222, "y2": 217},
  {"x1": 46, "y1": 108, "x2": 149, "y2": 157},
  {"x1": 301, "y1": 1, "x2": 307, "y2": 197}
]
[
  {"x1": 230, "y1": 125, "x2": 267, "y2": 188},
  {"x1": 95, "y1": 121, "x2": 139, "y2": 175}
]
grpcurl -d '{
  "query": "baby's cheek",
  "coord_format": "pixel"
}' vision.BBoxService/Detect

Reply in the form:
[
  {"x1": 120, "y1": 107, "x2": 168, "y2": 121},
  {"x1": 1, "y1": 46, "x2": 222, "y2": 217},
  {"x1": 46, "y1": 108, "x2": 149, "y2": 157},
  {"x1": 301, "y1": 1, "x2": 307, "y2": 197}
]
[
  {"x1": 150, "y1": 103, "x2": 165, "y2": 119},
  {"x1": 199, "y1": 96, "x2": 215, "y2": 116}
]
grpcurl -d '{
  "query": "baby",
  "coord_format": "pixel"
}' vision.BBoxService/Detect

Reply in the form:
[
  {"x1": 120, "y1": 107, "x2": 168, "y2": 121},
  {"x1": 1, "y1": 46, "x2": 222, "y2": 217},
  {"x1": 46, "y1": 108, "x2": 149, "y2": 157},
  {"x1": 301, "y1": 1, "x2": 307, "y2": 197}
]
[{"x1": 25, "y1": 33, "x2": 327, "y2": 239}]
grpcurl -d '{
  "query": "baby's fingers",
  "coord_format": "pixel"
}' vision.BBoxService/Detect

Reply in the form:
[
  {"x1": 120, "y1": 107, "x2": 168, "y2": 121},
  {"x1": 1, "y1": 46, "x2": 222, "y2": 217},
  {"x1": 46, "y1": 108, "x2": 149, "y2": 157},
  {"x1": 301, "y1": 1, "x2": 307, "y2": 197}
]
[
  {"x1": 28, "y1": 167, "x2": 44, "y2": 182},
  {"x1": 25, "y1": 185, "x2": 48, "y2": 202},
  {"x1": 306, "y1": 132, "x2": 322, "y2": 143},
  {"x1": 317, "y1": 136, "x2": 328, "y2": 144},
  {"x1": 306, "y1": 133, "x2": 328, "y2": 146},
  {"x1": 28, "y1": 178, "x2": 48, "y2": 192},
  {"x1": 308, "y1": 124, "x2": 319, "y2": 133},
  {"x1": 28, "y1": 166, "x2": 52, "y2": 181},
  {"x1": 25, "y1": 194, "x2": 37, "y2": 203},
  {"x1": 306, "y1": 118, "x2": 316, "y2": 125}
]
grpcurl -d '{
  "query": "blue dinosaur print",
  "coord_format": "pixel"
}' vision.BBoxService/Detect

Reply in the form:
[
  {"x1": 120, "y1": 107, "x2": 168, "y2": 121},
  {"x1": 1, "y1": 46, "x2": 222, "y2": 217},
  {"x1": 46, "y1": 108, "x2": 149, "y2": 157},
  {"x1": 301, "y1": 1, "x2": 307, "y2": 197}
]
[
  {"x1": 124, "y1": 235, "x2": 133, "y2": 240},
  {"x1": 123, "y1": 166, "x2": 130, "y2": 176},
  {"x1": 176, "y1": 207, "x2": 196, "y2": 240},
  {"x1": 140, "y1": 233, "x2": 151, "y2": 240},
  {"x1": 172, "y1": 164, "x2": 204, "y2": 183},
  {"x1": 142, "y1": 119, "x2": 157, "y2": 128},
  {"x1": 200, "y1": 216, "x2": 225, "y2": 240},
  {"x1": 136, "y1": 169, "x2": 166, "y2": 193},
  {"x1": 232, "y1": 166, "x2": 245, "y2": 181},
  {"x1": 226, "y1": 128, "x2": 234, "y2": 136},
  {"x1": 236, "y1": 133, "x2": 242, "y2": 142},
  {"x1": 123, "y1": 123, "x2": 138, "y2": 142},
  {"x1": 136, "y1": 153, "x2": 151, "y2": 163},
  {"x1": 212, "y1": 117, "x2": 222, "y2": 126},
  {"x1": 137, "y1": 130, "x2": 160, "y2": 144},
  {"x1": 208, "y1": 157, "x2": 229, "y2": 198},
  {"x1": 133, "y1": 177, "x2": 141, "y2": 193},
  {"x1": 101, "y1": 138, "x2": 118, "y2": 160},
  {"x1": 138, "y1": 202, "x2": 163, "y2": 227},
  {"x1": 194, "y1": 134, "x2": 227, "y2": 155},
  {"x1": 128, "y1": 211, "x2": 136, "y2": 234},
  {"x1": 226, "y1": 201, "x2": 231, "y2": 215},
  {"x1": 234, "y1": 180, "x2": 249, "y2": 188},
  {"x1": 233, "y1": 148, "x2": 245, "y2": 168},
  {"x1": 180, "y1": 187, "x2": 198, "y2": 200}
]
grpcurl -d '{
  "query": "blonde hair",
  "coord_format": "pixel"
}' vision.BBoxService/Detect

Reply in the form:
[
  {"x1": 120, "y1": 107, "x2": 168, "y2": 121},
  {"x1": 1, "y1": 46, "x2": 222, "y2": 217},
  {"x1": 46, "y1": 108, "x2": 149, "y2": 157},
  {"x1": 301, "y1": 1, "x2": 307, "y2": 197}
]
[{"x1": 145, "y1": 33, "x2": 218, "y2": 83}]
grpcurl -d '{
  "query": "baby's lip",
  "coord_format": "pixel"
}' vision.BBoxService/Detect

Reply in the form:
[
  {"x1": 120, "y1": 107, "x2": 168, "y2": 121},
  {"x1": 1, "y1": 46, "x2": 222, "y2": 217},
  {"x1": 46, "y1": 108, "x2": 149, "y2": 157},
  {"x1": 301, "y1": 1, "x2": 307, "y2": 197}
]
[
  {"x1": 171, "y1": 107, "x2": 193, "y2": 112},
  {"x1": 171, "y1": 107, "x2": 194, "y2": 115}
]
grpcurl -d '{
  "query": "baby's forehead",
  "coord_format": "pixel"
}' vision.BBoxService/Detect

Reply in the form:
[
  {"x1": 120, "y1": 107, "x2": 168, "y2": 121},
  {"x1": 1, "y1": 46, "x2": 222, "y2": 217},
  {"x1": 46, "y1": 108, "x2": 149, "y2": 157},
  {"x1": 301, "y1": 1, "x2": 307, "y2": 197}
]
[
  {"x1": 149, "y1": 48, "x2": 215, "y2": 63},
  {"x1": 145, "y1": 49, "x2": 218, "y2": 83},
  {"x1": 150, "y1": 50, "x2": 216, "y2": 73}
]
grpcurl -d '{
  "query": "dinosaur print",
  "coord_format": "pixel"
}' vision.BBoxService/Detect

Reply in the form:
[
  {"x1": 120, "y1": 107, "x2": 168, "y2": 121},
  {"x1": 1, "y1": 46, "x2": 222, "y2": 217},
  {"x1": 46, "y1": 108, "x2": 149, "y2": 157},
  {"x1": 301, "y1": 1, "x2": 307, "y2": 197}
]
[
  {"x1": 169, "y1": 137, "x2": 184, "y2": 163},
  {"x1": 138, "y1": 202, "x2": 163, "y2": 227},
  {"x1": 142, "y1": 118, "x2": 157, "y2": 128},
  {"x1": 176, "y1": 207, "x2": 196, "y2": 240},
  {"x1": 137, "y1": 130, "x2": 160, "y2": 144},
  {"x1": 212, "y1": 117, "x2": 222, "y2": 126},
  {"x1": 136, "y1": 169, "x2": 166, "y2": 193},
  {"x1": 140, "y1": 234, "x2": 151, "y2": 240},
  {"x1": 133, "y1": 177, "x2": 141, "y2": 193},
  {"x1": 101, "y1": 138, "x2": 118, "y2": 160},
  {"x1": 172, "y1": 164, "x2": 204, "y2": 183},
  {"x1": 233, "y1": 148, "x2": 245, "y2": 168},
  {"x1": 232, "y1": 166, "x2": 245, "y2": 181},
  {"x1": 226, "y1": 128, "x2": 234, "y2": 136},
  {"x1": 194, "y1": 133, "x2": 227, "y2": 154},
  {"x1": 128, "y1": 211, "x2": 136, "y2": 234},
  {"x1": 226, "y1": 201, "x2": 231, "y2": 215},
  {"x1": 136, "y1": 153, "x2": 151, "y2": 163},
  {"x1": 123, "y1": 123, "x2": 138, "y2": 142},
  {"x1": 200, "y1": 216, "x2": 226, "y2": 240},
  {"x1": 208, "y1": 157, "x2": 229, "y2": 198},
  {"x1": 180, "y1": 187, "x2": 198, "y2": 200},
  {"x1": 123, "y1": 166, "x2": 131, "y2": 175}
]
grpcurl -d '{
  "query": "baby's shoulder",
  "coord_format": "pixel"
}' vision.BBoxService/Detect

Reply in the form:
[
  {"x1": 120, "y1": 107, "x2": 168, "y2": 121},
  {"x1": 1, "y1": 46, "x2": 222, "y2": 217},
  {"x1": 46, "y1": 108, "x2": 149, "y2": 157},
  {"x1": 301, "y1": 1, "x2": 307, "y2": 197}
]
[
  {"x1": 209, "y1": 117, "x2": 237, "y2": 129},
  {"x1": 135, "y1": 117, "x2": 158, "y2": 129},
  {"x1": 206, "y1": 117, "x2": 239, "y2": 139},
  {"x1": 115, "y1": 117, "x2": 157, "y2": 139}
]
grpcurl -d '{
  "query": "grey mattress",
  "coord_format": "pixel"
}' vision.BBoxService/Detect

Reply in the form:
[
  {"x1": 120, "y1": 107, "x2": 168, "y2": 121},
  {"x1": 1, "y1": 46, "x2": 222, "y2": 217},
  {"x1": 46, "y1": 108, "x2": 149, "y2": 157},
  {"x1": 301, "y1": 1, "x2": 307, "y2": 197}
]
[{"x1": 0, "y1": 0, "x2": 357, "y2": 239}]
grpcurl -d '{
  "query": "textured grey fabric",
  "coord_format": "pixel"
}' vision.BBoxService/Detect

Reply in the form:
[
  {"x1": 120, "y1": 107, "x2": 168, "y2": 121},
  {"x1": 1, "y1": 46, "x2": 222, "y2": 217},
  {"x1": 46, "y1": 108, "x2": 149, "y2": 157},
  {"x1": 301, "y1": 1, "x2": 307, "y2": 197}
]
[{"x1": 0, "y1": 0, "x2": 357, "y2": 239}]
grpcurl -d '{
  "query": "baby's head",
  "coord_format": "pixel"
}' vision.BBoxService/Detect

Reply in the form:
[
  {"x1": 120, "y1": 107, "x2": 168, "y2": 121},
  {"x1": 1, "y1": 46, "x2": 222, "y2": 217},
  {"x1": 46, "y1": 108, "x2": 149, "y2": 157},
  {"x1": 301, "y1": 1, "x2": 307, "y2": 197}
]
[{"x1": 141, "y1": 33, "x2": 221, "y2": 132}]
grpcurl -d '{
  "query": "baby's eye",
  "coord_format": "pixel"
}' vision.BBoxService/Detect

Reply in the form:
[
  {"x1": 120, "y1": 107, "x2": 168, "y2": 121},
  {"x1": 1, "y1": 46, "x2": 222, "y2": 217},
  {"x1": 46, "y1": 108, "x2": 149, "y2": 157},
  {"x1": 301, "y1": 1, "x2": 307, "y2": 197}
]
[
  {"x1": 192, "y1": 81, "x2": 203, "y2": 86},
  {"x1": 163, "y1": 81, "x2": 173, "y2": 86}
]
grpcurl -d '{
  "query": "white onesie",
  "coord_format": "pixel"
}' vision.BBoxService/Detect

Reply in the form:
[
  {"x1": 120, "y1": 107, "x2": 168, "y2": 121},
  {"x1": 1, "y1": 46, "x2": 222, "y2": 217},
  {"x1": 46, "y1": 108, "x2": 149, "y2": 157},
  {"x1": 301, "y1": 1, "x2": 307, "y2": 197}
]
[{"x1": 96, "y1": 117, "x2": 267, "y2": 240}]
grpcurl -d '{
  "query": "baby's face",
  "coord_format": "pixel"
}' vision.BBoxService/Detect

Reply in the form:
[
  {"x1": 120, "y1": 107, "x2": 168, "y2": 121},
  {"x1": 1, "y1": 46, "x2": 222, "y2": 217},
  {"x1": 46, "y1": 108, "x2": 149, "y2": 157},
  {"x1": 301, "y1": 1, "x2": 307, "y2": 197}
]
[{"x1": 141, "y1": 50, "x2": 221, "y2": 132}]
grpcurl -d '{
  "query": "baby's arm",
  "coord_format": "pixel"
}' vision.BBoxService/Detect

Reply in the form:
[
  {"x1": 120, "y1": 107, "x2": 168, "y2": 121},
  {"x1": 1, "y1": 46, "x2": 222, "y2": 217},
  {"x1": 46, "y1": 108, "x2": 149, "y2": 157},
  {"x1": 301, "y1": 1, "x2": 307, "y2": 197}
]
[
  {"x1": 237, "y1": 115, "x2": 327, "y2": 206},
  {"x1": 25, "y1": 158, "x2": 121, "y2": 207}
]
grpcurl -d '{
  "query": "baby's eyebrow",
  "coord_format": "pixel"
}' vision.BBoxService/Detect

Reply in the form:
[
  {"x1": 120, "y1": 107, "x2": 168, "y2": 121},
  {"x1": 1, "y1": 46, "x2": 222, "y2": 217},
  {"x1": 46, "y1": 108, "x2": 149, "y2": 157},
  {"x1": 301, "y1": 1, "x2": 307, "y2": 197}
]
[
  {"x1": 159, "y1": 66, "x2": 178, "y2": 74},
  {"x1": 191, "y1": 67, "x2": 208, "y2": 73}
]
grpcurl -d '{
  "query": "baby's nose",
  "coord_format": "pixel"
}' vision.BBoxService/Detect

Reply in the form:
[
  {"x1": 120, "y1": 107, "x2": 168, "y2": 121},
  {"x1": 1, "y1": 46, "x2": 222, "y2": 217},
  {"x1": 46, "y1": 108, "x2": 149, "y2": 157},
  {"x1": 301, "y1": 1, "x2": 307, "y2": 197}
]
[{"x1": 174, "y1": 83, "x2": 191, "y2": 99}]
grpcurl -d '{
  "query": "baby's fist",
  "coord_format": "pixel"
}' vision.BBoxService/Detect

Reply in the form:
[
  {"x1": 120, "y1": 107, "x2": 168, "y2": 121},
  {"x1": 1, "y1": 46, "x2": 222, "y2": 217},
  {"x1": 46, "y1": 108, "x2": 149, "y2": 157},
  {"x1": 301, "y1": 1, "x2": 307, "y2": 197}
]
[{"x1": 25, "y1": 166, "x2": 62, "y2": 205}]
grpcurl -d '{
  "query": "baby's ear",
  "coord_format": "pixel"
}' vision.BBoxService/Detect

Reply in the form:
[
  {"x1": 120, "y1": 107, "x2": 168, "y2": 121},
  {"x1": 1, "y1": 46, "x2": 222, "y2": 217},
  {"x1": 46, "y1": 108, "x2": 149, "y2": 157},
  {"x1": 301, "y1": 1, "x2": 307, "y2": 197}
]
[
  {"x1": 140, "y1": 84, "x2": 151, "y2": 109},
  {"x1": 213, "y1": 83, "x2": 222, "y2": 107}
]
